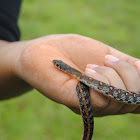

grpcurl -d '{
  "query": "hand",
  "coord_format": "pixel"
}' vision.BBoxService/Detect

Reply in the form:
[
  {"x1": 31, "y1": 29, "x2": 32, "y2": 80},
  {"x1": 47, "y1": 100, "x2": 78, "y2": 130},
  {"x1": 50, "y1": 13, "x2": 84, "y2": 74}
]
[{"x1": 12, "y1": 34, "x2": 140, "y2": 116}]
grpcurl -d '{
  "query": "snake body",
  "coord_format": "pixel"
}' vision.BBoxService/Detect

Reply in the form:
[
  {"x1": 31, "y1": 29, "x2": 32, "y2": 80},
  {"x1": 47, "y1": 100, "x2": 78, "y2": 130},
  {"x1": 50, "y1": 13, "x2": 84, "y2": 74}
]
[
  {"x1": 53, "y1": 60, "x2": 140, "y2": 140},
  {"x1": 76, "y1": 82, "x2": 94, "y2": 140}
]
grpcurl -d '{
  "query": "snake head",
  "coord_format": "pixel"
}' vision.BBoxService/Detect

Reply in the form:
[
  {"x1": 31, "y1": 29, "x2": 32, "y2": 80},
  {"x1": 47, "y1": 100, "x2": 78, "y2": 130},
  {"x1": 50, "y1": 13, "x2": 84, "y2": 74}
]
[
  {"x1": 53, "y1": 60, "x2": 63, "y2": 69},
  {"x1": 53, "y1": 59, "x2": 73, "y2": 74}
]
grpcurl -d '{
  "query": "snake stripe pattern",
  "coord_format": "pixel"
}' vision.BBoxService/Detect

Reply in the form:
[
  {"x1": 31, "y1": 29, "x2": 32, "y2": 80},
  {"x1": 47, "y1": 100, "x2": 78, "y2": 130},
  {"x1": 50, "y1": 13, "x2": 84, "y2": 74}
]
[
  {"x1": 53, "y1": 60, "x2": 140, "y2": 140},
  {"x1": 76, "y1": 82, "x2": 94, "y2": 140}
]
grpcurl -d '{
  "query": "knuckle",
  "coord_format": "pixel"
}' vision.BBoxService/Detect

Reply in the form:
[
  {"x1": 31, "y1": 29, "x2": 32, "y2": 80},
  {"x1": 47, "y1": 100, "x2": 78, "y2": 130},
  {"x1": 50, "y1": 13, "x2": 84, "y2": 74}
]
[
  {"x1": 93, "y1": 97, "x2": 109, "y2": 111},
  {"x1": 97, "y1": 100, "x2": 109, "y2": 109},
  {"x1": 117, "y1": 60, "x2": 133, "y2": 69},
  {"x1": 116, "y1": 60, "x2": 135, "y2": 73},
  {"x1": 100, "y1": 67, "x2": 116, "y2": 76}
]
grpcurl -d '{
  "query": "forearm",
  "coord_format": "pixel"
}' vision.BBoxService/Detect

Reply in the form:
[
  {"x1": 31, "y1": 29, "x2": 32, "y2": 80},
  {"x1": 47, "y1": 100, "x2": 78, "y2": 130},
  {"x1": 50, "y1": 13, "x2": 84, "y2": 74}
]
[{"x1": 0, "y1": 40, "x2": 32, "y2": 100}]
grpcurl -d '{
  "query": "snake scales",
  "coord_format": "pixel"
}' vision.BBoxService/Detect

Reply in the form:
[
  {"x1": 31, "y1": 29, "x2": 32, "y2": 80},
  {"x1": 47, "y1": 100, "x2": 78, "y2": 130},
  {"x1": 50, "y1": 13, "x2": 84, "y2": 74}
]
[{"x1": 53, "y1": 60, "x2": 140, "y2": 140}]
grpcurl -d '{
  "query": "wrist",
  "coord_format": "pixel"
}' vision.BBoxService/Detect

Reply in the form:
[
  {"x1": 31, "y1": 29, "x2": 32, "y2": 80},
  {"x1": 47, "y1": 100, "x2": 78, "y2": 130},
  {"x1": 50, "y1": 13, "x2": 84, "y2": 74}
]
[
  {"x1": 0, "y1": 41, "x2": 24, "y2": 74},
  {"x1": 0, "y1": 40, "x2": 33, "y2": 99}
]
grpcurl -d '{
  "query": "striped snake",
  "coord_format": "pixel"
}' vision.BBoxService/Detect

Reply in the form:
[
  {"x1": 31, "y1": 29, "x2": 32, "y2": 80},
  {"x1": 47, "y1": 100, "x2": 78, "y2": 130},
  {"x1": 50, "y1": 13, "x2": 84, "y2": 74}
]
[{"x1": 53, "y1": 60, "x2": 140, "y2": 140}]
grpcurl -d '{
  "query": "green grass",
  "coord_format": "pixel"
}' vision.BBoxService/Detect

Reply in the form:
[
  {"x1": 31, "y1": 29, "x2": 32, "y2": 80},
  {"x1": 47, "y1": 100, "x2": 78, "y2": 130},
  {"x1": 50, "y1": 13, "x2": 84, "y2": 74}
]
[{"x1": 0, "y1": 0, "x2": 140, "y2": 139}]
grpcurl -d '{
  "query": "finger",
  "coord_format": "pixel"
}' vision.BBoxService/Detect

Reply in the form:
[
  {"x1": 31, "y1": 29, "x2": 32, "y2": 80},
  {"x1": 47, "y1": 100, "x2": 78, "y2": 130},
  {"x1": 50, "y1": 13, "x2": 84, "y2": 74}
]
[
  {"x1": 108, "y1": 48, "x2": 140, "y2": 77},
  {"x1": 87, "y1": 64, "x2": 125, "y2": 116},
  {"x1": 85, "y1": 68, "x2": 110, "y2": 114},
  {"x1": 105, "y1": 55, "x2": 140, "y2": 113},
  {"x1": 109, "y1": 47, "x2": 139, "y2": 64},
  {"x1": 105, "y1": 55, "x2": 140, "y2": 91},
  {"x1": 87, "y1": 64, "x2": 126, "y2": 89}
]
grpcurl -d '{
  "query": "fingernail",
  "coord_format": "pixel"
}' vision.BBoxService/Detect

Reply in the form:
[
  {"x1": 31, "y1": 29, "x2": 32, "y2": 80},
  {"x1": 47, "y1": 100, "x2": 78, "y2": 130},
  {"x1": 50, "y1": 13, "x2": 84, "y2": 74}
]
[
  {"x1": 135, "y1": 61, "x2": 140, "y2": 69},
  {"x1": 105, "y1": 55, "x2": 119, "y2": 63},
  {"x1": 85, "y1": 68, "x2": 96, "y2": 74},
  {"x1": 87, "y1": 64, "x2": 98, "y2": 69}
]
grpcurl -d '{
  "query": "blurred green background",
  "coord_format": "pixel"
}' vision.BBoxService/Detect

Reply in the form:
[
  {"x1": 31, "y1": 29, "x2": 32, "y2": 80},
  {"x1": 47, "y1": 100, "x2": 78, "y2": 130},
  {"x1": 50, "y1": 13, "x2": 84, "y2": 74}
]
[{"x1": 0, "y1": 0, "x2": 140, "y2": 139}]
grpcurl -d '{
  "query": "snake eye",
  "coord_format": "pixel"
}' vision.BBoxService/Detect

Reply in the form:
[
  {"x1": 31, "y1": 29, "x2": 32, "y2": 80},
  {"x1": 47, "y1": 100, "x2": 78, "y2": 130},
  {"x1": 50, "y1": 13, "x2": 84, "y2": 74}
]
[
  {"x1": 53, "y1": 60, "x2": 61, "y2": 69},
  {"x1": 56, "y1": 63, "x2": 61, "y2": 69},
  {"x1": 56, "y1": 64, "x2": 59, "y2": 67}
]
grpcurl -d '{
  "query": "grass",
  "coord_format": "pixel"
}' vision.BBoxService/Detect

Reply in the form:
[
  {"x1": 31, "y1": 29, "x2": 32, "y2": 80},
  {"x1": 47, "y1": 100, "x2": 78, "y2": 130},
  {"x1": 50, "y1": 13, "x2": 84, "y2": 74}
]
[{"x1": 0, "y1": 0, "x2": 140, "y2": 139}]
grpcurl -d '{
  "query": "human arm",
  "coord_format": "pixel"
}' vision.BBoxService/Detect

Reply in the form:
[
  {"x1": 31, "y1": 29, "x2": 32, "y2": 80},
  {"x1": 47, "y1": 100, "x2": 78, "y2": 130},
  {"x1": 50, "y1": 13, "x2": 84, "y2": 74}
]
[{"x1": 1, "y1": 34, "x2": 139, "y2": 116}]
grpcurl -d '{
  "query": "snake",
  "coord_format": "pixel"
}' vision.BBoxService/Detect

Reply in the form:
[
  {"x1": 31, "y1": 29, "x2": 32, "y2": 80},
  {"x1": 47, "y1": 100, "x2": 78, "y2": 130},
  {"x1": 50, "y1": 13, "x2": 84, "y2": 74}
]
[{"x1": 53, "y1": 59, "x2": 140, "y2": 140}]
